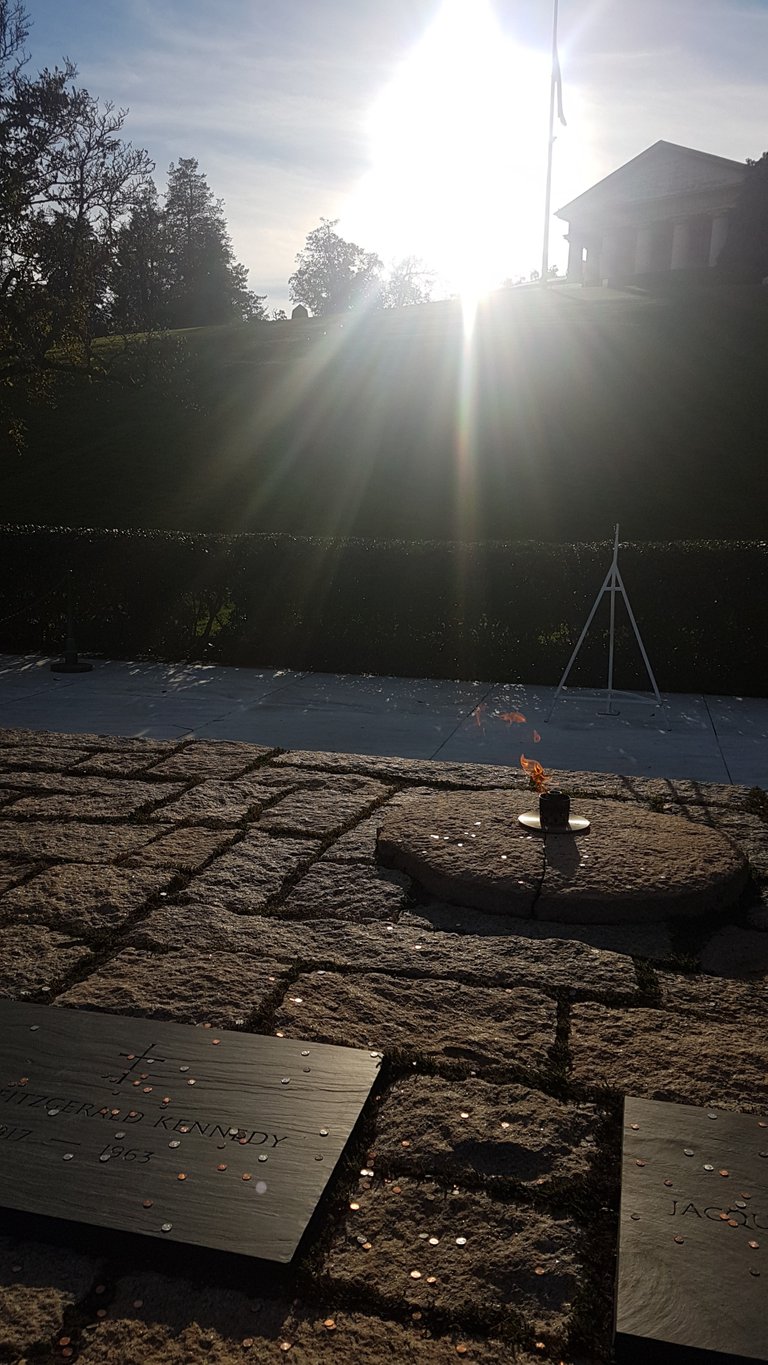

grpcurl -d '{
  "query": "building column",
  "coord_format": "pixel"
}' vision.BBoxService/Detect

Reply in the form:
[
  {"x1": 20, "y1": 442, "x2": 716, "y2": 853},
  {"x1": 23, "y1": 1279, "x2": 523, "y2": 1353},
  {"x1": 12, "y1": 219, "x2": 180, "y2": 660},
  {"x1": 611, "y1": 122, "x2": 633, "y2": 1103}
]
[
  {"x1": 634, "y1": 223, "x2": 655, "y2": 274},
  {"x1": 709, "y1": 213, "x2": 730, "y2": 267},
  {"x1": 566, "y1": 235, "x2": 584, "y2": 282},
  {"x1": 671, "y1": 220, "x2": 691, "y2": 270}
]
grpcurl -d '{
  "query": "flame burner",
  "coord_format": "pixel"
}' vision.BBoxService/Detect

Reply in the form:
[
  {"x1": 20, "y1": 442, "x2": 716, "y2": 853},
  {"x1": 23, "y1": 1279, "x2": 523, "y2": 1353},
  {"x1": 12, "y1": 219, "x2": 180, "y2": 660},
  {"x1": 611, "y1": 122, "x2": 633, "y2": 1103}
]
[
  {"x1": 539, "y1": 789, "x2": 570, "y2": 828},
  {"x1": 518, "y1": 792, "x2": 591, "y2": 834}
]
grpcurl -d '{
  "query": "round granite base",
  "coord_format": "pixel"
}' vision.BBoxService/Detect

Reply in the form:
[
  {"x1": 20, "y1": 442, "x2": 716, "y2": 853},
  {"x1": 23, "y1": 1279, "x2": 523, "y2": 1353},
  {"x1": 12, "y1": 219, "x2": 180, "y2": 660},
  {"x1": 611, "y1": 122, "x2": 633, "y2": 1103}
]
[{"x1": 375, "y1": 791, "x2": 749, "y2": 923}]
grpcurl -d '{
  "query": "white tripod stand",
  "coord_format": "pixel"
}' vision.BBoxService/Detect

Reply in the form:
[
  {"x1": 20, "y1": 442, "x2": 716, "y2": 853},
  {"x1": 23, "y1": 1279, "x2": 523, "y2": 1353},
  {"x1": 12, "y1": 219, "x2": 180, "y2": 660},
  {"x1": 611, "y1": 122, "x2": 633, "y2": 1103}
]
[{"x1": 546, "y1": 525, "x2": 662, "y2": 721}]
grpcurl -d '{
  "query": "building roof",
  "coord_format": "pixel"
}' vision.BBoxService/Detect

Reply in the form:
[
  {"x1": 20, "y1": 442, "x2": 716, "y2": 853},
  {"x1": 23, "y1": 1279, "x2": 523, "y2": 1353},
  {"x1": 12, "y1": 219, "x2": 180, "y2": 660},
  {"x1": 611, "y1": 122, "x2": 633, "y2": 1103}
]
[{"x1": 556, "y1": 140, "x2": 746, "y2": 221}]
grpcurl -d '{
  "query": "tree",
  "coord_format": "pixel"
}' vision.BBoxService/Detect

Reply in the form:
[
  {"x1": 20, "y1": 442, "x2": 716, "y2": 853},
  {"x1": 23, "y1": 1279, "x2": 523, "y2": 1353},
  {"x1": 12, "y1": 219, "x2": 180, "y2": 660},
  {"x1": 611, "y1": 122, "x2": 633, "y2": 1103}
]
[
  {"x1": 380, "y1": 256, "x2": 434, "y2": 309},
  {"x1": 109, "y1": 185, "x2": 167, "y2": 334},
  {"x1": 163, "y1": 158, "x2": 264, "y2": 327},
  {"x1": 1, "y1": 1, "x2": 154, "y2": 395},
  {"x1": 289, "y1": 219, "x2": 382, "y2": 316},
  {"x1": 718, "y1": 152, "x2": 768, "y2": 283}
]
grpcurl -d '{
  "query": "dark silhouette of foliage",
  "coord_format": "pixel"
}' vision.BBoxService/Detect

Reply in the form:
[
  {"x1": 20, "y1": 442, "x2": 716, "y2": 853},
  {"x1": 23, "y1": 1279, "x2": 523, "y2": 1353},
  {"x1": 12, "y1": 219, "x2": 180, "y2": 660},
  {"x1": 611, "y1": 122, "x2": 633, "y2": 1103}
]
[
  {"x1": 162, "y1": 158, "x2": 264, "y2": 327},
  {"x1": 0, "y1": 3, "x2": 265, "y2": 441},
  {"x1": 109, "y1": 185, "x2": 167, "y2": 334},
  {"x1": 0, "y1": 0, "x2": 153, "y2": 418}
]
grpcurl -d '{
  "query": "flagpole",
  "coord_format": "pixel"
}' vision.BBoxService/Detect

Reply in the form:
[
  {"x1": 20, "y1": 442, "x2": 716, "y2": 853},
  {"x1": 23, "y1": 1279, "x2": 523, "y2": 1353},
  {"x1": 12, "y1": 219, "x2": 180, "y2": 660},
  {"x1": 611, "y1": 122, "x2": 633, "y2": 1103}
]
[{"x1": 540, "y1": 0, "x2": 559, "y2": 284}]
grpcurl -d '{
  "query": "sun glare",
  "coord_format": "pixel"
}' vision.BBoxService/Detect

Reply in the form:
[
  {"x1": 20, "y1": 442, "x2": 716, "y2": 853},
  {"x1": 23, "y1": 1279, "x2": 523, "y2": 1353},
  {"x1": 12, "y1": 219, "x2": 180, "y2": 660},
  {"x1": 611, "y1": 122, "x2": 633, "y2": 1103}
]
[{"x1": 342, "y1": 0, "x2": 550, "y2": 306}]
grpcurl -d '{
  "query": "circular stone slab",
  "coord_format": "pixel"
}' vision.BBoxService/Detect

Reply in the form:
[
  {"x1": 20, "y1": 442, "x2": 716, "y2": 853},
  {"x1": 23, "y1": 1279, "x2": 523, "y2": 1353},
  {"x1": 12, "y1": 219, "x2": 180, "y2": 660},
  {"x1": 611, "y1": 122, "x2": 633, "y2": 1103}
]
[
  {"x1": 376, "y1": 791, "x2": 546, "y2": 917},
  {"x1": 376, "y1": 792, "x2": 749, "y2": 923}
]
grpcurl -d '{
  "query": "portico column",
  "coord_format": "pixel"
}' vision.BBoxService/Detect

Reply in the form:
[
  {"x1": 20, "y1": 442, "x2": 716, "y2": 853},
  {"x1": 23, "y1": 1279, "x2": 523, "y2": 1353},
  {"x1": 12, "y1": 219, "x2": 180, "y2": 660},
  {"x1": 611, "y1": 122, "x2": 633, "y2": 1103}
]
[
  {"x1": 671, "y1": 220, "x2": 691, "y2": 270},
  {"x1": 634, "y1": 223, "x2": 655, "y2": 274},
  {"x1": 566, "y1": 236, "x2": 584, "y2": 282},
  {"x1": 709, "y1": 213, "x2": 730, "y2": 267}
]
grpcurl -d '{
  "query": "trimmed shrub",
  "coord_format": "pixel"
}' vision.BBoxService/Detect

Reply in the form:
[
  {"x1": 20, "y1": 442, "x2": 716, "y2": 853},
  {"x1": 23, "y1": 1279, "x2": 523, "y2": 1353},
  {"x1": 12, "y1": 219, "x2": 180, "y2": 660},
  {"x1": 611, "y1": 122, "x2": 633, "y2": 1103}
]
[{"x1": 0, "y1": 526, "x2": 765, "y2": 695}]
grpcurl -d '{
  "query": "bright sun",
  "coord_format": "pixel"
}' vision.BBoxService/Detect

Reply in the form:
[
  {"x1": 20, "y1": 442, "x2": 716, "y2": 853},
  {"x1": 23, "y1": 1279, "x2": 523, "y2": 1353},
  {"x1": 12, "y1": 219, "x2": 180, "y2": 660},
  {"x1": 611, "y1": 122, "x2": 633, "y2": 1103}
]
[{"x1": 342, "y1": 0, "x2": 551, "y2": 303}]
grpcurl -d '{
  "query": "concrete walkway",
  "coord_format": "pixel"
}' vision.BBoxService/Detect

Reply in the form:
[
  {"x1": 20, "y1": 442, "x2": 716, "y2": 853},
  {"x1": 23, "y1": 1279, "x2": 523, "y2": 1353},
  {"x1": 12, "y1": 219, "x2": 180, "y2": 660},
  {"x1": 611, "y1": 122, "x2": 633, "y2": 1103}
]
[{"x1": 0, "y1": 653, "x2": 766, "y2": 785}]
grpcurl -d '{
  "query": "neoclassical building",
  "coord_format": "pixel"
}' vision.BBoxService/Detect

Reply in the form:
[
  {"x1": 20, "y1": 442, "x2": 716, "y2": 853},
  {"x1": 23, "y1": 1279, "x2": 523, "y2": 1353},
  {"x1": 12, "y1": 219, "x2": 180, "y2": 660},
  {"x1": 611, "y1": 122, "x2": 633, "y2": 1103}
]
[{"x1": 556, "y1": 140, "x2": 746, "y2": 285}]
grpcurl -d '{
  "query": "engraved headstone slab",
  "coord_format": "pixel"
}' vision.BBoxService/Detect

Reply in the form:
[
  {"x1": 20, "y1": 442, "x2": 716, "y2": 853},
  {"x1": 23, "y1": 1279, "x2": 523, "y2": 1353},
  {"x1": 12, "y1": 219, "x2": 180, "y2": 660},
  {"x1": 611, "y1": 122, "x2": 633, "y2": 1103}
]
[
  {"x1": 616, "y1": 1097, "x2": 768, "y2": 1364},
  {"x1": 0, "y1": 1002, "x2": 380, "y2": 1263}
]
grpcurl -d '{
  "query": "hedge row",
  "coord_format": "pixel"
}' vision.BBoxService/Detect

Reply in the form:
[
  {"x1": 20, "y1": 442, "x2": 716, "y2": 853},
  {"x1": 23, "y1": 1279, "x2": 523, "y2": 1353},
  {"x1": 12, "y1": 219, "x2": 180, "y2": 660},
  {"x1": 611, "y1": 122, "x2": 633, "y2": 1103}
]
[{"x1": 0, "y1": 526, "x2": 765, "y2": 695}]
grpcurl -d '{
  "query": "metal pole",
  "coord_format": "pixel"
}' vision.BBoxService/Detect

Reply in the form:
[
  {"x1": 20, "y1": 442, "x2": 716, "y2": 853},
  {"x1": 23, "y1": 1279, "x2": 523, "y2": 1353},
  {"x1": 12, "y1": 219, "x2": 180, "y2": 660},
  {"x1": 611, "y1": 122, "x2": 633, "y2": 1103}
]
[
  {"x1": 50, "y1": 569, "x2": 92, "y2": 673},
  {"x1": 605, "y1": 523, "x2": 619, "y2": 714},
  {"x1": 615, "y1": 565, "x2": 663, "y2": 704},
  {"x1": 545, "y1": 559, "x2": 613, "y2": 721},
  {"x1": 540, "y1": 0, "x2": 559, "y2": 284}
]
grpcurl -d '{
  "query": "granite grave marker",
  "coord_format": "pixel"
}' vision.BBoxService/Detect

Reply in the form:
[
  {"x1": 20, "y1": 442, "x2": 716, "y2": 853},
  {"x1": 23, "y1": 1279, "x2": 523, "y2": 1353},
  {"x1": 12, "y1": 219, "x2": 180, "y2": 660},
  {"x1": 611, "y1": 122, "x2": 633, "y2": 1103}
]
[
  {"x1": 0, "y1": 1001, "x2": 380, "y2": 1263},
  {"x1": 616, "y1": 1096, "x2": 767, "y2": 1364}
]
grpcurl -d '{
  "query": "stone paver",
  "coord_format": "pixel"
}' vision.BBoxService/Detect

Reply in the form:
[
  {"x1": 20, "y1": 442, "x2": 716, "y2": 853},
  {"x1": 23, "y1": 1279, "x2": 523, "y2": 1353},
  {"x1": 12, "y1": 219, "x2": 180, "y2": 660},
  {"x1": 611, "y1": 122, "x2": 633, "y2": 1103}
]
[
  {"x1": 321, "y1": 812, "x2": 383, "y2": 863},
  {"x1": 0, "y1": 1239, "x2": 99, "y2": 1357},
  {"x1": 0, "y1": 769, "x2": 183, "y2": 798},
  {"x1": 75, "y1": 1276, "x2": 516, "y2": 1364},
  {"x1": 275, "y1": 971, "x2": 556, "y2": 1074},
  {"x1": 399, "y1": 901, "x2": 675, "y2": 962},
  {"x1": 320, "y1": 787, "x2": 451, "y2": 864},
  {"x1": 260, "y1": 774, "x2": 392, "y2": 837},
  {"x1": 130, "y1": 908, "x2": 639, "y2": 999},
  {"x1": 279, "y1": 863, "x2": 409, "y2": 923},
  {"x1": 124, "y1": 826, "x2": 235, "y2": 873},
  {"x1": 58, "y1": 948, "x2": 290, "y2": 1026},
  {"x1": 0, "y1": 865, "x2": 173, "y2": 941},
  {"x1": 146, "y1": 742, "x2": 276, "y2": 781},
  {"x1": 0, "y1": 856, "x2": 38, "y2": 893},
  {"x1": 148, "y1": 778, "x2": 273, "y2": 826},
  {"x1": 655, "y1": 970, "x2": 768, "y2": 1017},
  {"x1": 273, "y1": 750, "x2": 529, "y2": 789},
  {"x1": 374, "y1": 1075, "x2": 599, "y2": 1188},
  {"x1": 0, "y1": 821, "x2": 155, "y2": 863},
  {"x1": 185, "y1": 833, "x2": 320, "y2": 913},
  {"x1": 0, "y1": 742, "x2": 91, "y2": 771},
  {"x1": 1, "y1": 783, "x2": 183, "y2": 821},
  {"x1": 72, "y1": 749, "x2": 181, "y2": 776},
  {"x1": 324, "y1": 1177, "x2": 581, "y2": 1342},
  {"x1": 0, "y1": 923, "x2": 93, "y2": 996},
  {"x1": 570, "y1": 1003, "x2": 768, "y2": 1107}
]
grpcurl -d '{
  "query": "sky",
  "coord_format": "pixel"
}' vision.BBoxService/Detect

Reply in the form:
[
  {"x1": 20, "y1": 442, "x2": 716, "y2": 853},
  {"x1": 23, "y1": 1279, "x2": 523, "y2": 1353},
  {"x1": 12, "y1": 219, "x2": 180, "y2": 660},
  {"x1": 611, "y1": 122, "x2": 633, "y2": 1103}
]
[{"x1": 22, "y1": 0, "x2": 768, "y2": 312}]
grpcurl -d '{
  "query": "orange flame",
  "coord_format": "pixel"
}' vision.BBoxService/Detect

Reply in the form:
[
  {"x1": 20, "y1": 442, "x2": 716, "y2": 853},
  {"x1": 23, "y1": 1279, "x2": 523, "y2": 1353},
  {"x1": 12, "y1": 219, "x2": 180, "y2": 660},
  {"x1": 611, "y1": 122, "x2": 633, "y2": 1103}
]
[
  {"x1": 532, "y1": 729, "x2": 541, "y2": 744},
  {"x1": 521, "y1": 754, "x2": 548, "y2": 792},
  {"x1": 499, "y1": 711, "x2": 526, "y2": 725}
]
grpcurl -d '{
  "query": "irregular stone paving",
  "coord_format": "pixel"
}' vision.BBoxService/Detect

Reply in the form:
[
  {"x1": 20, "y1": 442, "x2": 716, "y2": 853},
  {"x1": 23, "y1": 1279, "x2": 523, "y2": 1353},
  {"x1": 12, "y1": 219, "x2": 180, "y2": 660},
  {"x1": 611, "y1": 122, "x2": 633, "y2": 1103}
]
[
  {"x1": 0, "y1": 728, "x2": 764, "y2": 1364},
  {"x1": 0, "y1": 1238, "x2": 98, "y2": 1357},
  {"x1": 373, "y1": 1076, "x2": 601, "y2": 1191},
  {"x1": 274, "y1": 971, "x2": 557, "y2": 1074},
  {"x1": 73, "y1": 1275, "x2": 521, "y2": 1364},
  {"x1": 0, "y1": 865, "x2": 174, "y2": 941}
]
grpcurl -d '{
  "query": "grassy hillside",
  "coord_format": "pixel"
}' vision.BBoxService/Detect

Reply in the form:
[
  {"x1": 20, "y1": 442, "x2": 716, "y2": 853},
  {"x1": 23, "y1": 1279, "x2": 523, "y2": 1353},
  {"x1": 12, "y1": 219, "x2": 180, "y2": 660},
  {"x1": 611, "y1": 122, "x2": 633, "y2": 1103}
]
[{"x1": 3, "y1": 282, "x2": 767, "y2": 539}]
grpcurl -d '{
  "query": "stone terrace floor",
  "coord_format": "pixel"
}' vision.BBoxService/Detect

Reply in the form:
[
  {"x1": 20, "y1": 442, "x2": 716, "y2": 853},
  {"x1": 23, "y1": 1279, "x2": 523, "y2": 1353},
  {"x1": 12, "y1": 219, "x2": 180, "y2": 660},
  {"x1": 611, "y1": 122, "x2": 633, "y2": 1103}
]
[{"x1": 0, "y1": 728, "x2": 767, "y2": 1364}]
